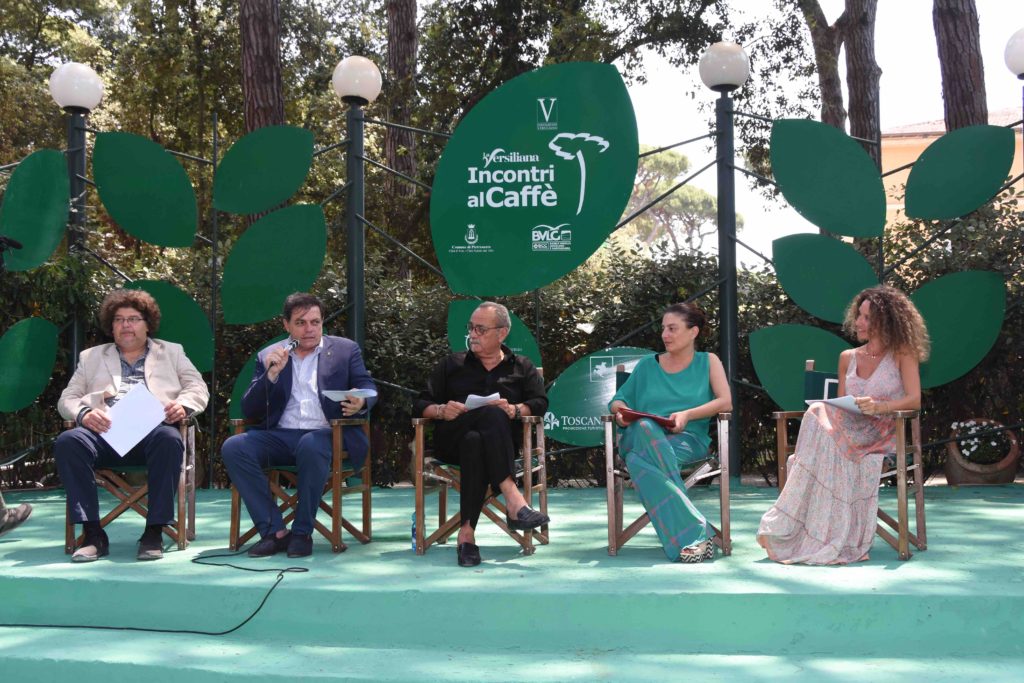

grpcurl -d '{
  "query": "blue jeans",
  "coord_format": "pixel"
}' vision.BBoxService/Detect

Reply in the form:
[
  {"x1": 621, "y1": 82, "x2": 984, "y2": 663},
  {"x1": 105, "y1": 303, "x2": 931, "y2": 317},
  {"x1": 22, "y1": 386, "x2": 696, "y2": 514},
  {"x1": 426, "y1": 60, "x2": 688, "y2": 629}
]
[
  {"x1": 55, "y1": 424, "x2": 183, "y2": 525},
  {"x1": 221, "y1": 427, "x2": 364, "y2": 537}
]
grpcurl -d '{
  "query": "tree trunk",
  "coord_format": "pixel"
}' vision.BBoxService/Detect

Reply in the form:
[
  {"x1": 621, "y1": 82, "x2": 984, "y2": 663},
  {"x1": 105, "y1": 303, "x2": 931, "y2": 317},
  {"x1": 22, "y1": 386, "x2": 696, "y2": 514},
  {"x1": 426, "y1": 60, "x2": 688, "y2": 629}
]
[
  {"x1": 932, "y1": 0, "x2": 987, "y2": 131},
  {"x1": 796, "y1": 0, "x2": 847, "y2": 130},
  {"x1": 843, "y1": 0, "x2": 881, "y2": 166},
  {"x1": 385, "y1": 0, "x2": 418, "y2": 198},
  {"x1": 239, "y1": 0, "x2": 284, "y2": 133}
]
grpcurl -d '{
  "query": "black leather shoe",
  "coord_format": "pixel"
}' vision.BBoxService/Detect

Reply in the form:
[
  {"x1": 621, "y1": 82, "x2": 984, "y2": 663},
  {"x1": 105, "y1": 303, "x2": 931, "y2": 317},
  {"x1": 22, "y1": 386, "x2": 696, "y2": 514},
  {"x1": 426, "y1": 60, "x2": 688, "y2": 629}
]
[
  {"x1": 72, "y1": 528, "x2": 110, "y2": 563},
  {"x1": 286, "y1": 533, "x2": 313, "y2": 558},
  {"x1": 137, "y1": 525, "x2": 165, "y2": 561},
  {"x1": 457, "y1": 542, "x2": 481, "y2": 567},
  {"x1": 248, "y1": 531, "x2": 291, "y2": 558},
  {"x1": 506, "y1": 505, "x2": 550, "y2": 530}
]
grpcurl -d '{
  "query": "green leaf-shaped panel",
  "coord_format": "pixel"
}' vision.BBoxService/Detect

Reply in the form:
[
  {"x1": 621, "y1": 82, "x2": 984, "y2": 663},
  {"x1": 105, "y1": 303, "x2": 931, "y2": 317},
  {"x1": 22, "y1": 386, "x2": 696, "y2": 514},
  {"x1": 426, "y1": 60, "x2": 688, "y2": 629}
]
[
  {"x1": 750, "y1": 324, "x2": 852, "y2": 410},
  {"x1": 430, "y1": 62, "x2": 639, "y2": 295},
  {"x1": 912, "y1": 270, "x2": 1004, "y2": 389},
  {"x1": 446, "y1": 299, "x2": 542, "y2": 367},
  {"x1": 773, "y1": 234, "x2": 878, "y2": 322},
  {"x1": 228, "y1": 334, "x2": 287, "y2": 420},
  {"x1": 127, "y1": 280, "x2": 213, "y2": 372},
  {"x1": 221, "y1": 204, "x2": 327, "y2": 324},
  {"x1": 545, "y1": 346, "x2": 652, "y2": 447},
  {"x1": 770, "y1": 119, "x2": 885, "y2": 237},
  {"x1": 905, "y1": 125, "x2": 1015, "y2": 220},
  {"x1": 93, "y1": 132, "x2": 197, "y2": 247},
  {"x1": 214, "y1": 125, "x2": 314, "y2": 215},
  {"x1": 0, "y1": 318, "x2": 59, "y2": 412},
  {"x1": 0, "y1": 150, "x2": 69, "y2": 271}
]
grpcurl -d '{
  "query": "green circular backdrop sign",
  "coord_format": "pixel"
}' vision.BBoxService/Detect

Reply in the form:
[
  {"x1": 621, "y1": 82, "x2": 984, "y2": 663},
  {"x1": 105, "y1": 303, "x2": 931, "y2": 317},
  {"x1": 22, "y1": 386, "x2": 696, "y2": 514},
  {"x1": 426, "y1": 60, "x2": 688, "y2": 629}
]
[
  {"x1": 430, "y1": 62, "x2": 638, "y2": 296},
  {"x1": 544, "y1": 346, "x2": 652, "y2": 447}
]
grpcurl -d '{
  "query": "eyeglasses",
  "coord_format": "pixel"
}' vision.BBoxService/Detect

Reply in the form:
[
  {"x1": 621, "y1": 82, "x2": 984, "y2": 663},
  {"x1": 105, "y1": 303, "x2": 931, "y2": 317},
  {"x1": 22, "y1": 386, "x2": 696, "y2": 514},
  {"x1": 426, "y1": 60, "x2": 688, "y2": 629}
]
[
  {"x1": 467, "y1": 323, "x2": 505, "y2": 335},
  {"x1": 113, "y1": 316, "x2": 145, "y2": 326}
]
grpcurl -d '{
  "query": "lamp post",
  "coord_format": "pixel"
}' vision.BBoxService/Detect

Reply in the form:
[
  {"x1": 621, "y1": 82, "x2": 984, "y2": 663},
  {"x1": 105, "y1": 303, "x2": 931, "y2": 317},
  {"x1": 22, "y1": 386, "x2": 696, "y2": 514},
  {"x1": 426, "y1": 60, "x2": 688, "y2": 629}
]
[
  {"x1": 699, "y1": 41, "x2": 750, "y2": 481},
  {"x1": 49, "y1": 62, "x2": 103, "y2": 372},
  {"x1": 1006, "y1": 28, "x2": 1024, "y2": 190},
  {"x1": 332, "y1": 56, "x2": 382, "y2": 350}
]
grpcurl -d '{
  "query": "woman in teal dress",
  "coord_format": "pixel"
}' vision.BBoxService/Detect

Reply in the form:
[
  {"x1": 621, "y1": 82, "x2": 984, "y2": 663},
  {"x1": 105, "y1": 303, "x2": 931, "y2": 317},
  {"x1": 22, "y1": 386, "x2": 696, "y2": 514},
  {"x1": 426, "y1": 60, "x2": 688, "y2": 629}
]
[{"x1": 609, "y1": 302, "x2": 732, "y2": 563}]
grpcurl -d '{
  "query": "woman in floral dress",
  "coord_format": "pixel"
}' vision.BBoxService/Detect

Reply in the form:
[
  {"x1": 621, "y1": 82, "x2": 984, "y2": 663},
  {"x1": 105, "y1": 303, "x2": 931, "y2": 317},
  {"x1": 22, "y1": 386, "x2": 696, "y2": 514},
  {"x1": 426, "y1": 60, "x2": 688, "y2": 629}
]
[{"x1": 757, "y1": 285, "x2": 930, "y2": 564}]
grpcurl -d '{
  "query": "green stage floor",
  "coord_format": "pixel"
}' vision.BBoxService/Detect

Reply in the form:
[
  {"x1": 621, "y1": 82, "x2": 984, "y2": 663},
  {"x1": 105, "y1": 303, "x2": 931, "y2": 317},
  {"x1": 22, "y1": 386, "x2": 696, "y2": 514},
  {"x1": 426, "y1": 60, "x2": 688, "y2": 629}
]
[{"x1": 1, "y1": 484, "x2": 1023, "y2": 681}]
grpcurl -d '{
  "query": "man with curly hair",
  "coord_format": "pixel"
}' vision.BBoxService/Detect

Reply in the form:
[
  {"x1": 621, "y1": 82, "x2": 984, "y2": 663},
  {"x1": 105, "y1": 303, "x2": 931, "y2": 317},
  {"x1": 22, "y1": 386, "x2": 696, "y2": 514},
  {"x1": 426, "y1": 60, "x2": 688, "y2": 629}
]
[{"x1": 55, "y1": 288, "x2": 209, "y2": 562}]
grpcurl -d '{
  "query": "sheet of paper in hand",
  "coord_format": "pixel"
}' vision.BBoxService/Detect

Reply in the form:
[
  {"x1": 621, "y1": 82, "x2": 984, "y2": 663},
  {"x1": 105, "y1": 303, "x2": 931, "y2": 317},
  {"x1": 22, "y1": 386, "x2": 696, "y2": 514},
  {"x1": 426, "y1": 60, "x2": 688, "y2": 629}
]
[
  {"x1": 322, "y1": 388, "x2": 378, "y2": 402},
  {"x1": 805, "y1": 395, "x2": 862, "y2": 414},
  {"x1": 465, "y1": 393, "x2": 500, "y2": 410},
  {"x1": 617, "y1": 408, "x2": 675, "y2": 430},
  {"x1": 100, "y1": 384, "x2": 167, "y2": 457}
]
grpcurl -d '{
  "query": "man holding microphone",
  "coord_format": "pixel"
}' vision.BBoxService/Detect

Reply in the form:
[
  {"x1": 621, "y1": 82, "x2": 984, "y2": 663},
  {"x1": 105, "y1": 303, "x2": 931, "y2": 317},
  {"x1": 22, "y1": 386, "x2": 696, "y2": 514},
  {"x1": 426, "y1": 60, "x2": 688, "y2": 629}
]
[{"x1": 221, "y1": 293, "x2": 377, "y2": 558}]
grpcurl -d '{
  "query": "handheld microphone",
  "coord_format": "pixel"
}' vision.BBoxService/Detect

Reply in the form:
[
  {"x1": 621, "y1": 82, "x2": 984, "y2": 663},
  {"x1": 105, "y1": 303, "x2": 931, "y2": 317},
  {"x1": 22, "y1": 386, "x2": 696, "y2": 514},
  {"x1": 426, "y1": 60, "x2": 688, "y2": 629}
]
[
  {"x1": 0, "y1": 235, "x2": 23, "y2": 250},
  {"x1": 269, "y1": 338, "x2": 299, "y2": 367}
]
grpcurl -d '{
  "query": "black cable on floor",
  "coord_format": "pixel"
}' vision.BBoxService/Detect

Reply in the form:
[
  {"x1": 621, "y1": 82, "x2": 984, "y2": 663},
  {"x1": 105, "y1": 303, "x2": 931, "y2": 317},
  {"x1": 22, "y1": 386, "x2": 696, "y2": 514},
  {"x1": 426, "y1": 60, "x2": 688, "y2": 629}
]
[{"x1": 0, "y1": 546, "x2": 307, "y2": 636}]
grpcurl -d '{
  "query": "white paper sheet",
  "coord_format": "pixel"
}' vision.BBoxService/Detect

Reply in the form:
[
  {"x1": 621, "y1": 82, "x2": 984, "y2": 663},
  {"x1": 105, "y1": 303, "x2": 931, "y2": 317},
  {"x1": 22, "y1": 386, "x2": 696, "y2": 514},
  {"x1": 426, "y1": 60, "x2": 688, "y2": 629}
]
[
  {"x1": 465, "y1": 393, "x2": 500, "y2": 410},
  {"x1": 805, "y1": 395, "x2": 862, "y2": 414},
  {"x1": 322, "y1": 388, "x2": 378, "y2": 402},
  {"x1": 100, "y1": 384, "x2": 168, "y2": 456}
]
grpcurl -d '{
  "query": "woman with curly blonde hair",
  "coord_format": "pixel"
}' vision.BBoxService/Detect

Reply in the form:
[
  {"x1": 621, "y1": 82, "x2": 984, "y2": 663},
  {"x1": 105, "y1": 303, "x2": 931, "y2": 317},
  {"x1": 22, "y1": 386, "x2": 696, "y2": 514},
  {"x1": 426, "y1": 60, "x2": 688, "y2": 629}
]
[{"x1": 757, "y1": 285, "x2": 929, "y2": 564}]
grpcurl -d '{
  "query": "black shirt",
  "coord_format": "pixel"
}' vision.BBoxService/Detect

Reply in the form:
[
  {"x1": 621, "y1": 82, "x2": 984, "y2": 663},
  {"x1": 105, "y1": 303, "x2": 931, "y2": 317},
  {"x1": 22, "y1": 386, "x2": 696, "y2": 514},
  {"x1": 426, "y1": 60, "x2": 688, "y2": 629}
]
[{"x1": 414, "y1": 345, "x2": 548, "y2": 418}]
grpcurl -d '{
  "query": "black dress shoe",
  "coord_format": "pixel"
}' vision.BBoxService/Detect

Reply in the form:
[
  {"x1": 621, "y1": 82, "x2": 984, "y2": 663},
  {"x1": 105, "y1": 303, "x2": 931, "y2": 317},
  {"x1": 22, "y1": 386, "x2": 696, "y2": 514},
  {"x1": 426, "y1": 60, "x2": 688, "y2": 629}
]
[
  {"x1": 248, "y1": 531, "x2": 291, "y2": 558},
  {"x1": 506, "y1": 505, "x2": 550, "y2": 530},
  {"x1": 287, "y1": 533, "x2": 313, "y2": 558},
  {"x1": 457, "y1": 542, "x2": 481, "y2": 567}
]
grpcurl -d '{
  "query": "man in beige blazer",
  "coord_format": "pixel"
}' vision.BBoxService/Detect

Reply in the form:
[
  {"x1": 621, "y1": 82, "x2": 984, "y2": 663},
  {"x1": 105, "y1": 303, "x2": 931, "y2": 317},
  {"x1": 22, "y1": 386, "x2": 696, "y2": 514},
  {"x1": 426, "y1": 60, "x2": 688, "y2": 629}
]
[{"x1": 55, "y1": 288, "x2": 208, "y2": 562}]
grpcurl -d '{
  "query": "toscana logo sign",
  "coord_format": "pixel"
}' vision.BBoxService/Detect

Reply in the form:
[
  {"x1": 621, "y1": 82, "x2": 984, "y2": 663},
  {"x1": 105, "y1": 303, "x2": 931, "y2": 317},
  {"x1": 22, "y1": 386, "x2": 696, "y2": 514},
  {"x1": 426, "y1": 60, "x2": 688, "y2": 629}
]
[
  {"x1": 430, "y1": 62, "x2": 639, "y2": 295},
  {"x1": 544, "y1": 346, "x2": 653, "y2": 447}
]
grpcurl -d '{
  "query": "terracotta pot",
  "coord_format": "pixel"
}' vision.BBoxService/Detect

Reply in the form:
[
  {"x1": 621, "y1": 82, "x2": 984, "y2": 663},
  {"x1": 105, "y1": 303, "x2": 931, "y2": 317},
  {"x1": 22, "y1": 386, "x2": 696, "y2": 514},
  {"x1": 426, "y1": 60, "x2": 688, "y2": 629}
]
[{"x1": 944, "y1": 419, "x2": 1020, "y2": 486}]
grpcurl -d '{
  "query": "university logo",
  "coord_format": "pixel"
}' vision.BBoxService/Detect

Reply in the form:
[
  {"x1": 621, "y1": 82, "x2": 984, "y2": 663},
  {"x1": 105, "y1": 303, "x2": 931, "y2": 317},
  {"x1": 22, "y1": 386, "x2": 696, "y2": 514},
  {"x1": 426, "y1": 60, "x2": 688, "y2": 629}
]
[
  {"x1": 531, "y1": 223, "x2": 572, "y2": 252},
  {"x1": 536, "y1": 97, "x2": 558, "y2": 130}
]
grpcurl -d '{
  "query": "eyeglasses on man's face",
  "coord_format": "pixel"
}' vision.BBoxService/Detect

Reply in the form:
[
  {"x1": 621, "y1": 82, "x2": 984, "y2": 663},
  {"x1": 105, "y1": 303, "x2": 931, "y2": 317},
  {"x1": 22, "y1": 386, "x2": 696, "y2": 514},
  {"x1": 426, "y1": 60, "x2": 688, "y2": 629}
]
[
  {"x1": 466, "y1": 323, "x2": 505, "y2": 336},
  {"x1": 113, "y1": 316, "x2": 145, "y2": 326}
]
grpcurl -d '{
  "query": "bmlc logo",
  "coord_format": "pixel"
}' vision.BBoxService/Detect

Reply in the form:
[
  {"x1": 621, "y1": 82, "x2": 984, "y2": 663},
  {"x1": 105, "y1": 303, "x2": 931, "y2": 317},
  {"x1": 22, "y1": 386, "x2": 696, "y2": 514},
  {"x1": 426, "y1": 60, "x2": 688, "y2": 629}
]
[
  {"x1": 536, "y1": 97, "x2": 558, "y2": 130},
  {"x1": 531, "y1": 223, "x2": 572, "y2": 252}
]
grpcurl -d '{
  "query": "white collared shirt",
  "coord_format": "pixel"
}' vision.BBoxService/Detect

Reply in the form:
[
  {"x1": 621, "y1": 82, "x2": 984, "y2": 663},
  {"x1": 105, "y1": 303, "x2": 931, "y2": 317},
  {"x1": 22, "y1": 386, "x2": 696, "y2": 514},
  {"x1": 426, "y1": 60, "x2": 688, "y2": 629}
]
[{"x1": 278, "y1": 339, "x2": 329, "y2": 430}]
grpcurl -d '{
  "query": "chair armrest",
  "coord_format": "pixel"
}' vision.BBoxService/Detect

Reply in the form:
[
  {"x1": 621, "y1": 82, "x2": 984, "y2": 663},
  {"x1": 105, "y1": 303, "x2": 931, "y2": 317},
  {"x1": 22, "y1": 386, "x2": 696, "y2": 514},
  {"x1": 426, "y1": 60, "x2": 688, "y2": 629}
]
[
  {"x1": 330, "y1": 417, "x2": 368, "y2": 427},
  {"x1": 717, "y1": 412, "x2": 732, "y2": 421},
  {"x1": 519, "y1": 415, "x2": 542, "y2": 425},
  {"x1": 62, "y1": 420, "x2": 74, "y2": 429},
  {"x1": 411, "y1": 417, "x2": 435, "y2": 427},
  {"x1": 889, "y1": 409, "x2": 920, "y2": 420},
  {"x1": 601, "y1": 414, "x2": 615, "y2": 423},
  {"x1": 772, "y1": 410, "x2": 806, "y2": 420}
]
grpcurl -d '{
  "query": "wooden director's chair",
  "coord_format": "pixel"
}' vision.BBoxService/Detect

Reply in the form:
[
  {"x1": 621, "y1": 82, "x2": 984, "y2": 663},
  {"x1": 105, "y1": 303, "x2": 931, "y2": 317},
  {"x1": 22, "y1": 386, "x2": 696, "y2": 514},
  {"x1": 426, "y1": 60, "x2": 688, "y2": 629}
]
[
  {"x1": 227, "y1": 418, "x2": 372, "y2": 553},
  {"x1": 773, "y1": 359, "x2": 927, "y2": 560},
  {"x1": 64, "y1": 419, "x2": 196, "y2": 554},
  {"x1": 411, "y1": 414, "x2": 548, "y2": 556},
  {"x1": 603, "y1": 366, "x2": 732, "y2": 556}
]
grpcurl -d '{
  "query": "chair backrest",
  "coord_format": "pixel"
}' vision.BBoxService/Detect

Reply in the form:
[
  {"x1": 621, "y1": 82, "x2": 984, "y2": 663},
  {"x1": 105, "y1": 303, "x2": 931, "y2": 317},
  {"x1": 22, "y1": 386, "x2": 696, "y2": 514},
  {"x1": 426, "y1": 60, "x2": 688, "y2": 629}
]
[{"x1": 803, "y1": 359, "x2": 839, "y2": 402}]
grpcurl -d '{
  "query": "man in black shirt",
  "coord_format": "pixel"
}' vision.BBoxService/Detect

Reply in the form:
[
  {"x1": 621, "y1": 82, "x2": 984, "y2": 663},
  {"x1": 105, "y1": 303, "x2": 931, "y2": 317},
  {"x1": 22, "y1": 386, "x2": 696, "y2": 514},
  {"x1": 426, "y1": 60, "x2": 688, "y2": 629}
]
[{"x1": 415, "y1": 302, "x2": 549, "y2": 566}]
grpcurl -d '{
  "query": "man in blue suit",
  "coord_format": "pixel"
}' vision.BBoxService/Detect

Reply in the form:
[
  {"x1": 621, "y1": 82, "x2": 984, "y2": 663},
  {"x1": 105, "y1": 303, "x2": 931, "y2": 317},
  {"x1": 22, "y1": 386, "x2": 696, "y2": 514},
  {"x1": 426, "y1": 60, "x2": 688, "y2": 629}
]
[{"x1": 222, "y1": 293, "x2": 377, "y2": 558}]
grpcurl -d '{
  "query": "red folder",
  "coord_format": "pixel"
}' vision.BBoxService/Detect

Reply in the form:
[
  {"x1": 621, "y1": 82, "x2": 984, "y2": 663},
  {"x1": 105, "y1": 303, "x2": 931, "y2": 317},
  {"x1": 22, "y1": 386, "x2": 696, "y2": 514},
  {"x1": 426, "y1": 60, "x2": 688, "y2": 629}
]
[{"x1": 617, "y1": 408, "x2": 675, "y2": 430}]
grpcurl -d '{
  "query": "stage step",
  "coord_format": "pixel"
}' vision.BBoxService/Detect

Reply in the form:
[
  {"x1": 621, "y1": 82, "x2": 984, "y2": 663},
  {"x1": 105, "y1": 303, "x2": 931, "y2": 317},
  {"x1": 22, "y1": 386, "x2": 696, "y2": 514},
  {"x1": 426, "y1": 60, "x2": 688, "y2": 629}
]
[{"x1": 1, "y1": 486, "x2": 1023, "y2": 680}]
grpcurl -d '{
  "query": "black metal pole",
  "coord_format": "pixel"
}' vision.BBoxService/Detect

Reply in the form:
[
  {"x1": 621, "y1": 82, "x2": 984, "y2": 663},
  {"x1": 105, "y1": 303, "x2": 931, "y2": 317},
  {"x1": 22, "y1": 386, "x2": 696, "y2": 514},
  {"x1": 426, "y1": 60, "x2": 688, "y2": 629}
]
[
  {"x1": 715, "y1": 93, "x2": 741, "y2": 481},
  {"x1": 65, "y1": 107, "x2": 89, "y2": 372},
  {"x1": 345, "y1": 103, "x2": 366, "y2": 349},
  {"x1": 207, "y1": 112, "x2": 219, "y2": 489}
]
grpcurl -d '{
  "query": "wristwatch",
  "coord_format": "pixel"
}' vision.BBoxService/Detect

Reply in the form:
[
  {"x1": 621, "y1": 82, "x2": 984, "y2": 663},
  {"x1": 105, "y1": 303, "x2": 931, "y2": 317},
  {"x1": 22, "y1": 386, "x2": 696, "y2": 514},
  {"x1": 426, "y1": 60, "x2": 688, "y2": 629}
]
[{"x1": 514, "y1": 404, "x2": 521, "y2": 419}]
